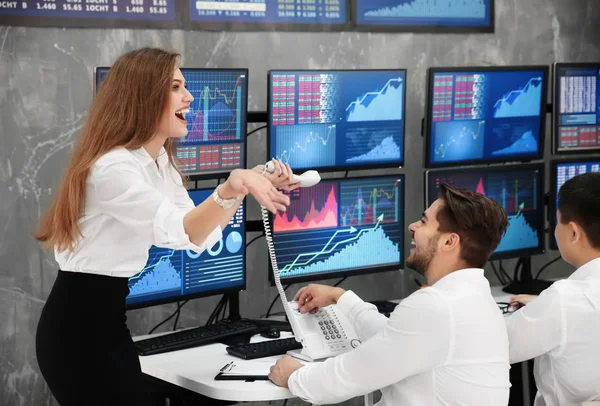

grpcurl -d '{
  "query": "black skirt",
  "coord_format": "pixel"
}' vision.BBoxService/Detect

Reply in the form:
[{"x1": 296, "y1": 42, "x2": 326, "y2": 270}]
[{"x1": 36, "y1": 270, "x2": 150, "y2": 406}]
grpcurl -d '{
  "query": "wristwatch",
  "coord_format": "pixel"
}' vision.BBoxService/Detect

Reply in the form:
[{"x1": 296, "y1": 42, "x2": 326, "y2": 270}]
[{"x1": 212, "y1": 184, "x2": 239, "y2": 209}]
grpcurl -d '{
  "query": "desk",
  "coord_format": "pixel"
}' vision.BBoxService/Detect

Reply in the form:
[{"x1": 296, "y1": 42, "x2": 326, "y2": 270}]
[{"x1": 136, "y1": 332, "x2": 295, "y2": 403}]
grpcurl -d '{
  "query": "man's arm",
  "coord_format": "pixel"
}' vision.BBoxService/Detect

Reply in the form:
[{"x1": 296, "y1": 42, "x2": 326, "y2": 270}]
[
  {"x1": 337, "y1": 291, "x2": 390, "y2": 341},
  {"x1": 505, "y1": 285, "x2": 565, "y2": 364},
  {"x1": 286, "y1": 289, "x2": 450, "y2": 405}
]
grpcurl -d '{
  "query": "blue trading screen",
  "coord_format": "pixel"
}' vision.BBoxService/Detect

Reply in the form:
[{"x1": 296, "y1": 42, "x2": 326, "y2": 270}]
[
  {"x1": 271, "y1": 176, "x2": 404, "y2": 283},
  {"x1": 96, "y1": 67, "x2": 247, "y2": 177},
  {"x1": 426, "y1": 165, "x2": 544, "y2": 258},
  {"x1": 427, "y1": 68, "x2": 546, "y2": 167},
  {"x1": 355, "y1": 0, "x2": 492, "y2": 28},
  {"x1": 126, "y1": 189, "x2": 245, "y2": 307},
  {"x1": 555, "y1": 65, "x2": 600, "y2": 152},
  {"x1": 269, "y1": 70, "x2": 406, "y2": 172},
  {"x1": 189, "y1": 0, "x2": 346, "y2": 25},
  {"x1": 551, "y1": 160, "x2": 600, "y2": 249},
  {"x1": 0, "y1": 0, "x2": 175, "y2": 20}
]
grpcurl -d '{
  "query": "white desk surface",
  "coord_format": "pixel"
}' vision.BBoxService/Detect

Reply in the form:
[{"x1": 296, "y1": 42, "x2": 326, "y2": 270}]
[
  {"x1": 135, "y1": 286, "x2": 519, "y2": 402},
  {"x1": 135, "y1": 332, "x2": 295, "y2": 402}
]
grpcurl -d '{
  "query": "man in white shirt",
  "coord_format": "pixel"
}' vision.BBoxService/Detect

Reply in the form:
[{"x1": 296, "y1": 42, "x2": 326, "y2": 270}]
[
  {"x1": 268, "y1": 183, "x2": 512, "y2": 405},
  {"x1": 507, "y1": 172, "x2": 600, "y2": 406}
]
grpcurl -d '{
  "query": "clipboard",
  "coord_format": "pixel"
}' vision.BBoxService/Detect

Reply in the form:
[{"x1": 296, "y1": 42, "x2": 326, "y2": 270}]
[{"x1": 214, "y1": 361, "x2": 271, "y2": 382}]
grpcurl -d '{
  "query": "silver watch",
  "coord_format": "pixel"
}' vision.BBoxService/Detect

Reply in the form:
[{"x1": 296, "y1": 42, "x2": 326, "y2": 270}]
[{"x1": 212, "y1": 185, "x2": 239, "y2": 209}]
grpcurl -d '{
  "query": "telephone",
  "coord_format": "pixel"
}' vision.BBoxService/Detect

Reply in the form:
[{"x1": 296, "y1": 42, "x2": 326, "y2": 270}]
[{"x1": 261, "y1": 165, "x2": 361, "y2": 362}]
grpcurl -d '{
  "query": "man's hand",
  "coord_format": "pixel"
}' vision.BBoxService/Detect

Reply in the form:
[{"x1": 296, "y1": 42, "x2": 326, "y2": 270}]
[
  {"x1": 269, "y1": 355, "x2": 303, "y2": 388},
  {"x1": 295, "y1": 284, "x2": 346, "y2": 314},
  {"x1": 509, "y1": 294, "x2": 538, "y2": 308}
]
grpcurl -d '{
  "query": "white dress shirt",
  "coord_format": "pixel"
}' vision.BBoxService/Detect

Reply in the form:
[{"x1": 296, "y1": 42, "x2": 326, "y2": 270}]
[
  {"x1": 55, "y1": 146, "x2": 221, "y2": 277},
  {"x1": 506, "y1": 257, "x2": 600, "y2": 406},
  {"x1": 288, "y1": 269, "x2": 511, "y2": 405}
]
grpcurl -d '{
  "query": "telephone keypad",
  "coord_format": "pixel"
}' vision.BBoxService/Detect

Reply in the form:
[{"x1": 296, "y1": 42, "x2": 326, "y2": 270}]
[{"x1": 315, "y1": 307, "x2": 350, "y2": 353}]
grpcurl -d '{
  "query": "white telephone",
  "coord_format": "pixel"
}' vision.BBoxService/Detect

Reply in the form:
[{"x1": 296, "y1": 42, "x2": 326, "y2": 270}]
[{"x1": 261, "y1": 163, "x2": 361, "y2": 362}]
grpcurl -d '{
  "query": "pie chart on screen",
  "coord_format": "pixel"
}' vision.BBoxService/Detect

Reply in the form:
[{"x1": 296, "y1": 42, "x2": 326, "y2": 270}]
[{"x1": 226, "y1": 231, "x2": 242, "y2": 254}]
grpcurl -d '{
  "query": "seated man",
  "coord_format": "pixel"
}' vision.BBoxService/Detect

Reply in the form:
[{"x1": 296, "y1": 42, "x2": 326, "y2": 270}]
[
  {"x1": 507, "y1": 172, "x2": 600, "y2": 406},
  {"x1": 269, "y1": 183, "x2": 511, "y2": 405}
]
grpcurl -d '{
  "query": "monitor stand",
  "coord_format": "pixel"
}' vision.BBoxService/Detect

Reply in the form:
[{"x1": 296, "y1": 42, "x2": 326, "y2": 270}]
[{"x1": 502, "y1": 257, "x2": 554, "y2": 295}]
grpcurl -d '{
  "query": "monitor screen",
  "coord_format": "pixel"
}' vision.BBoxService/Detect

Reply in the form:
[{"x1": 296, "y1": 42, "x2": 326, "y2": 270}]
[
  {"x1": 268, "y1": 175, "x2": 405, "y2": 284},
  {"x1": 425, "y1": 164, "x2": 545, "y2": 259},
  {"x1": 425, "y1": 66, "x2": 548, "y2": 168},
  {"x1": 126, "y1": 188, "x2": 246, "y2": 309},
  {"x1": 549, "y1": 158, "x2": 600, "y2": 250},
  {"x1": 354, "y1": 0, "x2": 493, "y2": 30},
  {"x1": 553, "y1": 63, "x2": 600, "y2": 153},
  {"x1": 95, "y1": 67, "x2": 248, "y2": 179},
  {"x1": 268, "y1": 70, "x2": 406, "y2": 172}
]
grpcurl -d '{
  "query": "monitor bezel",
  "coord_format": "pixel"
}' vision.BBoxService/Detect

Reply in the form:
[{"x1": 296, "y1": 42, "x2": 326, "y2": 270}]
[
  {"x1": 267, "y1": 69, "x2": 407, "y2": 173},
  {"x1": 351, "y1": 0, "x2": 495, "y2": 33},
  {"x1": 552, "y1": 62, "x2": 600, "y2": 155},
  {"x1": 94, "y1": 66, "x2": 249, "y2": 181},
  {"x1": 125, "y1": 186, "x2": 247, "y2": 310},
  {"x1": 424, "y1": 162, "x2": 546, "y2": 260},
  {"x1": 424, "y1": 65, "x2": 549, "y2": 169},
  {"x1": 267, "y1": 174, "x2": 406, "y2": 286},
  {"x1": 548, "y1": 157, "x2": 600, "y2": 251}
]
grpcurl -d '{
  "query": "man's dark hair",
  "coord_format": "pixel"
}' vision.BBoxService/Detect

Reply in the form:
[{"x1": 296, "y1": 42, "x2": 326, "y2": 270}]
[
  {"x1": 558, "y1": 172, "x2": 600, "y2": 248},
  {"x1": 436, "y1": 183, "x2": 509, "y2": 268}
]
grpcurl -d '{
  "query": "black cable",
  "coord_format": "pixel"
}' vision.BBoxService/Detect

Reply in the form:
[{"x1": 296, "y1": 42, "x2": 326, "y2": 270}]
[
  {"x1": 499, "y1": 260, "x2": 512, "y2": 283},
  {"x1": 282, "y1": 400, "x2": 288, "y2": 406},
  {"x1": 535, "y1": 256, "x2": 562, "y2": 280},
  {"x1": 206, "y1": 295, "x2": 227, "y2": 325},
  {"x1": 344, "y1": 170, "x2": 349, "y2": 178},
  {"x1": 333, "y1": 277, "x2": 346, "y2": 287},
  {"x1": 245, "y1": 232, "x2": 265, "y2": 248},
  {"x1": 490, "y1": 262, "x2": 507, "y2": 285},
  {"x1": 220, "y1": 297, "x2": 229, "y2": 321},
  {"x1": 148, "y1": 301, "x2": 187, "y2": 335},
  {"x1": 172, "y1": 300, "x2": 189, "y2": 331},
  {"x1": 246, "y1": 125, "x2": 268, "y2": 138},
  {"x1": 265, "y1": 285, "x2": 291, "y2": 318},
  {"x1": 513, "y1": 258, "x2": 523, "y2": 281}
]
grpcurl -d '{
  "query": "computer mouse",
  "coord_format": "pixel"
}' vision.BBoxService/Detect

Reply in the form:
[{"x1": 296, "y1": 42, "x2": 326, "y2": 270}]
[{"x1": 260, "y1": 327, "x2": 280, "y2": 339}]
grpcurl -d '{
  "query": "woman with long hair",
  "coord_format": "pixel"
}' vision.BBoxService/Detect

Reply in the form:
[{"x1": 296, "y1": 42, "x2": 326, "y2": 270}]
[{"x1": 34, "y1": 47, "x2": 295, "y2": 405}]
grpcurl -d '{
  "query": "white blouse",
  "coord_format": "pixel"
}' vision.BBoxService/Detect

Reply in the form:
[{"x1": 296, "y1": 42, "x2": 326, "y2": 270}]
[{"x1": 55, "y1": 146, "x2": 221, "y2": 277}]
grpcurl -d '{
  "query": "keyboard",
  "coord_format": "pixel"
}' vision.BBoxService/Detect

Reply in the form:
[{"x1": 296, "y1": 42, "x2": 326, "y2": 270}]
[
  {"x1": 226, "y1": 337, "x2": 303, "y2": 360},
  {"x1": 134, "y1": 319, "x2": 259, "y2": 356}
]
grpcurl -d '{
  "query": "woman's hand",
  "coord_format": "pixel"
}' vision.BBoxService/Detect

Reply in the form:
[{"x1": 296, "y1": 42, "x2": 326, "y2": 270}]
[
  {"x1": 252, "y1": 158, "x2": 300, "y2": 191},
  {"x1": 227, "y1": 169, "x2": 290, "y2": 214}
]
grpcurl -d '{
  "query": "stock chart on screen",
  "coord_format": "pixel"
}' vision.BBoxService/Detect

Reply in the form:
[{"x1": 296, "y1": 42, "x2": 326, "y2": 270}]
[
  {"x1": 549, "y1": 159, "x2": 600, "y2": 249},
  {"x1": 554, "y1": 64, "x2": 600, "y2": 153},
  {"x1": 426, "y1": 164, "x2": 544, "y2": 258},
  {"x1": 426, "y1": 67, "x2": 547, "y2": 167},
  {"x1": 188, "y1": 0, "x2": 347, "y2": 26},
  {"x1": 270, "y1": 176, "x2": 404, "y2": 283},
  {"x1": 355, "y1": 0, "x2": 492, "y2": 29},
  {"x1": 126, "y1": 189, "x2": 245, "y2": 308},
  {"x1": 269, "y1": 70, "x2": 406, "y2": 172},
  {"x1": 95, "y1": 67, "x2": 247, "y2": 177}
]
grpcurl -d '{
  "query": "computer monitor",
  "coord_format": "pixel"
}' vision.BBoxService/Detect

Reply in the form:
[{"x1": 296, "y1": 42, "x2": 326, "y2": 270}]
[
  {"x1": 553, "y1": 62, "x2": 600, "y2": 154},
  {"x1": 549, "y1": 158, "x2": 600, "y2": 250},
  {"x1": 126, "y1": 188, "x2": 246, "y2": 309},
  {"x1": 425, "y1": 163, "x2": 545, "y2": 260},
  {"x1": 425, "y1": 66, "x2": 548, "y2": 168},
  {"x1": 268, "y1": 175, "x2": 405, "y2": 285},
  {"x1": 94, "y1": 67, "x2": 248, "y2": 179},
  {"x1": 268, "y1": 69, "x2": 407, "y2": 172}
]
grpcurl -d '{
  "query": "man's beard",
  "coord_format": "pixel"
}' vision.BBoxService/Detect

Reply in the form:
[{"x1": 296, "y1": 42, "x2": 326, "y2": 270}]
[{"x1": 406, "y1": 234, "x2": 439, "y2": 276}]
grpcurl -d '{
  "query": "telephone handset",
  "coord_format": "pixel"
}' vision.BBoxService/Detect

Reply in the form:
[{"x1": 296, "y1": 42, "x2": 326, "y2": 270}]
[{"x1": 261, "y1": 164, "x2": 361, "y2": 362}]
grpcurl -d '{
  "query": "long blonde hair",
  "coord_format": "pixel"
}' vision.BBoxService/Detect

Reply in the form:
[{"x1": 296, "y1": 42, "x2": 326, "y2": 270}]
[{"x1": 35, "y1": 48, "x2": 182, "y2": 251}]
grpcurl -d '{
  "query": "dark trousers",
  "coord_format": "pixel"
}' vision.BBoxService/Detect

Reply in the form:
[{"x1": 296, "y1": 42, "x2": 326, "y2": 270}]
[{"x1": 36, "y1": 270, "x2": 151, "y2": 406}]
